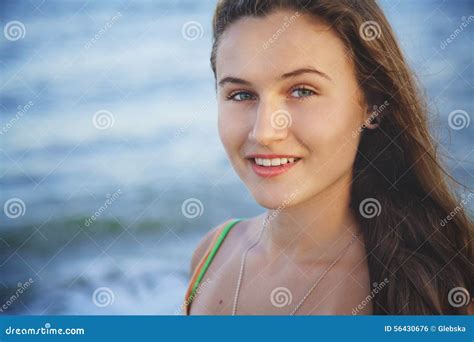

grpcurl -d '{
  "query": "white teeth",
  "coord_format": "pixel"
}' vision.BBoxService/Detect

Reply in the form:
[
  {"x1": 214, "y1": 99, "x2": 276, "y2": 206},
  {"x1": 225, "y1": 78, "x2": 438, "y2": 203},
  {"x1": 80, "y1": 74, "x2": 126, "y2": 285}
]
[{"x1": 254, "y1": 157, "x2": 299, "y2": 167}]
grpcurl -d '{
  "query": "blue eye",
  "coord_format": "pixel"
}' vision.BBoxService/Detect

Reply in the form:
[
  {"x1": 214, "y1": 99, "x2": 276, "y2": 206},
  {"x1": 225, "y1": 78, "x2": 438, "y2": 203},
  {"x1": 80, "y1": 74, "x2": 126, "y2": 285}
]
[
  {"x1": 291, "y1": 87, "x2": 316, "y2": 99},
  {"x1": 228, "y1": 91, "x2": 255, "y2": 101}
]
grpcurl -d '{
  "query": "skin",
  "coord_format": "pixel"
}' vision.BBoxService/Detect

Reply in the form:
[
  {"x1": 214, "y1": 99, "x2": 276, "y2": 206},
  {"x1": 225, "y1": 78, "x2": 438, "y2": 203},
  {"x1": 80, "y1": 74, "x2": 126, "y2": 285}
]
[{"x1": 189, "y1": 10, "x2": 376, "y2": 315}]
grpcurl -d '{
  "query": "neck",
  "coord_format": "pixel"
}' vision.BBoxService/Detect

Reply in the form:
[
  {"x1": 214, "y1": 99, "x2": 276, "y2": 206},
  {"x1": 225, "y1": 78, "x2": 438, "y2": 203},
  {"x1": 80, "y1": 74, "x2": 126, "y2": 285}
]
[{"x1": 260, "y1": 174, "x2": 360, "y2": 263}]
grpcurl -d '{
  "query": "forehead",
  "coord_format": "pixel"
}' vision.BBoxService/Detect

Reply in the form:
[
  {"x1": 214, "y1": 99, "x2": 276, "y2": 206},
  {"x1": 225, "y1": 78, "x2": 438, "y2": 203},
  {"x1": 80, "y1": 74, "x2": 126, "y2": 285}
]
[{"x1": 216, "y1": 9, "x2": 352, "y2": 82}]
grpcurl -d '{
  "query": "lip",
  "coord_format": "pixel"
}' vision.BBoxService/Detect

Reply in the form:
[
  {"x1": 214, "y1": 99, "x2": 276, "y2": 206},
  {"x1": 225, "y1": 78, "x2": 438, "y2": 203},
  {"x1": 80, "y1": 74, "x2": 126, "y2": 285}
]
[{"x1": 247, "y1": 156, "x2": 301, "y2": 178}]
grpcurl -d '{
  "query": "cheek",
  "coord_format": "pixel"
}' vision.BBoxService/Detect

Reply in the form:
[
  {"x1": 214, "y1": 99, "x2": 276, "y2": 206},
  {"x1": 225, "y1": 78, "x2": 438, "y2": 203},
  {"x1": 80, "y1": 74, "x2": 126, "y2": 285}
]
[
  {"x1": 217, "y1": 104, "x2": 248, "y2": 157},
  {"x1": 295, "y1": 100, "x2": 361, "y2": 145},
  {"x1": 295, "y1": 102, "x2": 362, "y2": 171}
]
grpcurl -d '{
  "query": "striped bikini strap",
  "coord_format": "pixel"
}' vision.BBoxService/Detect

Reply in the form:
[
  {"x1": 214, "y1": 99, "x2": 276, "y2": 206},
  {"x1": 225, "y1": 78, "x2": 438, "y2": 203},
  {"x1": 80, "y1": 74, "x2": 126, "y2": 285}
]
[{"x1": 183, "y1": 218, "x2": 243, "y2": 315}]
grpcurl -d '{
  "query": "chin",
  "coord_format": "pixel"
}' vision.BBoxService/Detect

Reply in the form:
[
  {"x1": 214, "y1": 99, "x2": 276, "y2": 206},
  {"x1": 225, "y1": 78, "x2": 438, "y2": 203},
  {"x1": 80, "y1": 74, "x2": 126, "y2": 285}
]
[{"x1": 249, "y1": 185, "x2": 302, "y2": 210}]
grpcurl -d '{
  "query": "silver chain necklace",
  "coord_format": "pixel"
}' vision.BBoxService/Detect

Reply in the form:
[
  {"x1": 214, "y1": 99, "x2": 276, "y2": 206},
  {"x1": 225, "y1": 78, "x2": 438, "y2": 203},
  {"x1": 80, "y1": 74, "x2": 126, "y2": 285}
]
[{"x1": 231, "y1": 214, "x2": 361, "y2": 315}]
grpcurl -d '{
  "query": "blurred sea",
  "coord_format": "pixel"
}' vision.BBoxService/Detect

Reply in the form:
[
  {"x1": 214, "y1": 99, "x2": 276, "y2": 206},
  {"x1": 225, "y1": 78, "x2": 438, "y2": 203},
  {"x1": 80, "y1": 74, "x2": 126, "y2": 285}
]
[{"x1": 0, "y1": 0, "x2": 473, "y2": 314}]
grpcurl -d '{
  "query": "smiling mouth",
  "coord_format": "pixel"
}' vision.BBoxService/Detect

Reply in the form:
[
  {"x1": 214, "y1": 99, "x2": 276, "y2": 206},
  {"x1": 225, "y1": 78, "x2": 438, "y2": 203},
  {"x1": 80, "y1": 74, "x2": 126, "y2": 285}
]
[{"x1": 247, "y1": 157, "x2": 302, "y2": 178}]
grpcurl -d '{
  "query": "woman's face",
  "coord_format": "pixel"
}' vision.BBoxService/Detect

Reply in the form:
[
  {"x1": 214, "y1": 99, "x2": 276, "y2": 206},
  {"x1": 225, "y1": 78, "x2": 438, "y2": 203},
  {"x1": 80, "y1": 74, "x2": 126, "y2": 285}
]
[{"x1": 216, "y1": 10, "x2": 368, "y2": 209}]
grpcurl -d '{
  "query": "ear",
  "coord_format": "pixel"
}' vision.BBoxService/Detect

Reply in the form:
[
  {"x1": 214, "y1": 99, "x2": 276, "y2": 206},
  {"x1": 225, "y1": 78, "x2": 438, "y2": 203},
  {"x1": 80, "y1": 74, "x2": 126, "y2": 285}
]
[{"x1": 362, "y1": 105, "x2": 381, "y2": 130}]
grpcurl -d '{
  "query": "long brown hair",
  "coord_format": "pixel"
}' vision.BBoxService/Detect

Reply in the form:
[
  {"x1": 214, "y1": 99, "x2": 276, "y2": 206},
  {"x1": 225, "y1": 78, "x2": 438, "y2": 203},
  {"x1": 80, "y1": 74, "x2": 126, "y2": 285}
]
[{"x1": 210, "y1": 0, "x2": 473, "y2": 314}]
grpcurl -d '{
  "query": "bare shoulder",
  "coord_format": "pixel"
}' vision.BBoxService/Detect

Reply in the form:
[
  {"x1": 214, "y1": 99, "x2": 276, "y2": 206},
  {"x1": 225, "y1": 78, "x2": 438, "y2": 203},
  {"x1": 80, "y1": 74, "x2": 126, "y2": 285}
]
[{"x1": 189, "y1": 215, "x2": 261, "y2": 275}]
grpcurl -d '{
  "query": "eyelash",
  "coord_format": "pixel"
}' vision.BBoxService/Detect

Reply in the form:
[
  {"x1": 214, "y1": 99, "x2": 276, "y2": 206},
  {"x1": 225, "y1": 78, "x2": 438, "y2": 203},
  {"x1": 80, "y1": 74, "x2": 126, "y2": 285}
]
[
  {"x1": 226, "y1": 86, "x2": 318, "y2": 102},
  {"x1": 290, "y1": 86, "x2": 317, "y2": 100}
]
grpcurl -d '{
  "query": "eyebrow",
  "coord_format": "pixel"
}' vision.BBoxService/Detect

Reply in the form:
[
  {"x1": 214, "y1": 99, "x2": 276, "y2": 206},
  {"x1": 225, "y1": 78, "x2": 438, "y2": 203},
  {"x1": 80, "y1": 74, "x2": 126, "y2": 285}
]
[{"x1": 218, "y1": 67, "x2": 332, "y2": 87}]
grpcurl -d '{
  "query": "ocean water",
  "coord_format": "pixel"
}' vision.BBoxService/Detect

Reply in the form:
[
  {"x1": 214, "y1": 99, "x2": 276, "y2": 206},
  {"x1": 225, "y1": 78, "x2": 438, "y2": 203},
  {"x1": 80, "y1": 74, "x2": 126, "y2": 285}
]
[{"x1": 0, "y1": 0, "x2": 472, "y2": 314}]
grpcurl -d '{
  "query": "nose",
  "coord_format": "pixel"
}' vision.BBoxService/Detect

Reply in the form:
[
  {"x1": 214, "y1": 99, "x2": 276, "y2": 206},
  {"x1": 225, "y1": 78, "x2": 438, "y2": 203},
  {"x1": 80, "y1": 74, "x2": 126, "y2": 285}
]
[{"x1": 248, "y1": 98, "x2": 291, "y2": 145}]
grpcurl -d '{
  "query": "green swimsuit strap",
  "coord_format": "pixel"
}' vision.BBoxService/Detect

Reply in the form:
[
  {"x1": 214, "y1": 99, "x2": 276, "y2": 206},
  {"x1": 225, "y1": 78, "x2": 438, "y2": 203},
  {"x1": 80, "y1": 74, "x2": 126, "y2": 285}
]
[{"x1": 188, "y1": 218, "x2": 243, "y2": 304}]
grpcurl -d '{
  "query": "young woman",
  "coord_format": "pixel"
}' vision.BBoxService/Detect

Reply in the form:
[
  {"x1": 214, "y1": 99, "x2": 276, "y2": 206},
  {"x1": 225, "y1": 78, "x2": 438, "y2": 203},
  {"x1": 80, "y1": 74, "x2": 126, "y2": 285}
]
[{"x1": 183, "y1": 0, "x2": 473, "y2": 315}]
